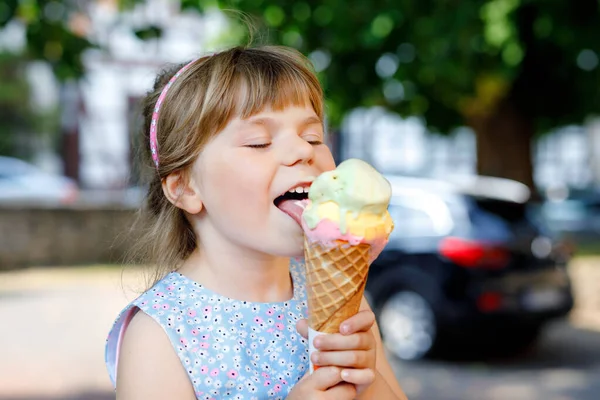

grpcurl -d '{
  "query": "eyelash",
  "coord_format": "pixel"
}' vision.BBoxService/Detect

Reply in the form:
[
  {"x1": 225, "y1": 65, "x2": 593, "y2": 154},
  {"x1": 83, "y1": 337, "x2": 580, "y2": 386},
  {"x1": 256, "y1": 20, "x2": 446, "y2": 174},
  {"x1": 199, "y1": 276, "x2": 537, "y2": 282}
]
[{"x1": 246, "y1": 140, "x2": 323, "y2": 149}]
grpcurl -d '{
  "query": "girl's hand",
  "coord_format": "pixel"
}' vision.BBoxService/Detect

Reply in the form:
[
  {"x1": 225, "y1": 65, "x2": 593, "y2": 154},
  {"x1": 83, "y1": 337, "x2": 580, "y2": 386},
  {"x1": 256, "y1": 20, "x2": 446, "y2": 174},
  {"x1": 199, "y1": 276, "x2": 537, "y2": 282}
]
[
  {"x1": 297, "y1": 310, "x2": 378, "y2": 395},
  {"x1": 286, "y1": 367, "x2": 356, "y2": 400}
]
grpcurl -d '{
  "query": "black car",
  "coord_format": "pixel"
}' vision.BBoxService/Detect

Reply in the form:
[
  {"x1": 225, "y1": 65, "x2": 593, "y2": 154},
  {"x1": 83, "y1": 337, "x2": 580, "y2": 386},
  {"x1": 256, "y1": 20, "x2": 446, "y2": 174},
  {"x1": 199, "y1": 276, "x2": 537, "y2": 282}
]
[
  {"x1": 535, "y1": 187, "x2": 600, "y2": 244},
  {"x1": 366, "y1": 175, "x2": 574, "y2": 360}
]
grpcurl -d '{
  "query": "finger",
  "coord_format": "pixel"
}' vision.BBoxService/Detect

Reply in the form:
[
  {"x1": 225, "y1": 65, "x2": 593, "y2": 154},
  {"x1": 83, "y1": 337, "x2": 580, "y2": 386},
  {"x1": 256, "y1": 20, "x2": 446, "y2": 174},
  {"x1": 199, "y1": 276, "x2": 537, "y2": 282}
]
[
  {"x1": 324, "y1": 382, "x2": 357, "y2": 399},
  {"x1": 296, "y1": 319, "x2": 308, "y2": 339},
  {"x1": 341, "y1": 368, "x2": 376, "y2": 386},
  {"x1": 296, "y1": 372, "x2": 309, "y2": 383},
  {"x1": 313, "y1": 332, "x2": 373, "y2": 351},
  {"x1": 312, "y1": 350, "x2": 371, "y2": 369},
  {"x1": 310, "y1": 366, "x2": 345, "y2": 390},
  {"x1": 339, "y1": 310, "x2": 376, "y2": 335}
]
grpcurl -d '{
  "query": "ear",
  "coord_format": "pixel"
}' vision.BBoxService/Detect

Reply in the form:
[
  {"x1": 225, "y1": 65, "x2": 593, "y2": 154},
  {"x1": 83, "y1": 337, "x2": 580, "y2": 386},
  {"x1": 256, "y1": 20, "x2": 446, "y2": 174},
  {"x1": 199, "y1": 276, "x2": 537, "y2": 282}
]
[{"x1": 162, "y1": 171, "x2": 203, "y2": 214}]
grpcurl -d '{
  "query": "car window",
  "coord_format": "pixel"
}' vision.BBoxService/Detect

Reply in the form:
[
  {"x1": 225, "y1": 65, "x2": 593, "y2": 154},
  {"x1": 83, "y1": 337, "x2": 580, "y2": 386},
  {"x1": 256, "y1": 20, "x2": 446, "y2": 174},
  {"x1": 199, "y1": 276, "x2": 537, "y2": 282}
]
[
  {"x1": 389, "y1": 194, "x2": 454, "y2": 238},
  {"x1": 468, "y1": 197, "x2": 539, "y2": 241},
  {"x1": 473, "y1": 198, "x2": 528, "y2": 223},
  {"x1": 390, "y1": 205, "x2": 436, "y2": 238}
]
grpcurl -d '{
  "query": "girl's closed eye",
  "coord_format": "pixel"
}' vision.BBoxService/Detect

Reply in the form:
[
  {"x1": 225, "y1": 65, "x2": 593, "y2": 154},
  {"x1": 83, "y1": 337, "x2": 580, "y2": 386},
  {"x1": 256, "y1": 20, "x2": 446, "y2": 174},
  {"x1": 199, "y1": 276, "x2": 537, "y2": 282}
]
[
  {"x1": 303, "y1": 132, "x2": 324, "y2": 146},
  {"x1": 246, "y1": 143, "x2": 271, "y2": 149},
  {"x1": 242, "y1": 133, "x2": 272, "y2": 149}
]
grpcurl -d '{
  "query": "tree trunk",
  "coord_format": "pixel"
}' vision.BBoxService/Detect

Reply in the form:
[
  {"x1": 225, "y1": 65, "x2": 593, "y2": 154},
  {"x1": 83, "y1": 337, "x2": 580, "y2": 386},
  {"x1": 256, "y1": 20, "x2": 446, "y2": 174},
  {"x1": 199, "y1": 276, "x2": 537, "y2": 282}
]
[
  {"x1": 469, "y1": 100, "x2": 536, "y2": 192},
  {"x1": 60, "y1": 80, "x2": 81, "y2": 184}
]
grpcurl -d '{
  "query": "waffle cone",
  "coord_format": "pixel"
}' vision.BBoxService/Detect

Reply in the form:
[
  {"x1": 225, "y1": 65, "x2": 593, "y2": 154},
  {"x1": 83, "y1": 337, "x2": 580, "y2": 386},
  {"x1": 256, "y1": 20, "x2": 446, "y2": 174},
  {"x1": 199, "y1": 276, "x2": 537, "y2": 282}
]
[{"x1": 304, "y1": 238, "x2": 370, "y2": 333}]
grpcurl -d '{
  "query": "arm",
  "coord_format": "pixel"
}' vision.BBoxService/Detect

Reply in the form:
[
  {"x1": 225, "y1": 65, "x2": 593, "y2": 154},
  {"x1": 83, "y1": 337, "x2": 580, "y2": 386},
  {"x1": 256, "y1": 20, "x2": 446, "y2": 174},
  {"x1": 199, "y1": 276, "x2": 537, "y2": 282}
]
[
  {"x1": 357, "y1": 297, "x2": 408, "y2": 400},
  {"x1": 116, "y1": 311, "x2": 196, "y2": 400}
]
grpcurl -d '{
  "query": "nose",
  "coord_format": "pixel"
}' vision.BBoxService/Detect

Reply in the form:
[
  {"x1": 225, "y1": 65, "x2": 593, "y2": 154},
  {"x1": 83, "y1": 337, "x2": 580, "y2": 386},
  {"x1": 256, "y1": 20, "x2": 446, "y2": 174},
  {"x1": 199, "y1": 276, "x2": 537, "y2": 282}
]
[{"x1": 282, "y1": 136, "x2": 315, "y2": 166}]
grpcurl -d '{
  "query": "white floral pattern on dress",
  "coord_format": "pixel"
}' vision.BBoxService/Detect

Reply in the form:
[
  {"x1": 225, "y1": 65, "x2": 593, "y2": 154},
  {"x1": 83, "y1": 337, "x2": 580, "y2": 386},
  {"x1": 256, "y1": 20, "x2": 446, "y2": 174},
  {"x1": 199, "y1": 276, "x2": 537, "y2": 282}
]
[{"x1": 106, "y1": 259, "x2": 309, "y2": 400}]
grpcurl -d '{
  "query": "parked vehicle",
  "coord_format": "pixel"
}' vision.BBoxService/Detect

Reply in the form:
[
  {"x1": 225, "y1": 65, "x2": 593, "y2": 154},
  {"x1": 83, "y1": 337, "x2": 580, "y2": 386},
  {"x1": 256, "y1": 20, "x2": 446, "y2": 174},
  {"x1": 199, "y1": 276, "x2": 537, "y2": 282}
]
[
  {"x1": 367, "y1": 175, "x2": 574, "y2": 360},
  {"x1": 534, "y1": 187, "x2": 600, "y2": 244},
  {"x1": 0, "y1": 156, "x2": 78, "y2": 205}
]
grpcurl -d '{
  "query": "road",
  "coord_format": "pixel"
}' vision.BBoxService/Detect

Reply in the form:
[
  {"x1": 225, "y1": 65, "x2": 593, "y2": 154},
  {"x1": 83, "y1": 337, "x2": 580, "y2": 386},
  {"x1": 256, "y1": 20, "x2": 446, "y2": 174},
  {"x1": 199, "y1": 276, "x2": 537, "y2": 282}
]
[
  {"x1": 393, "y1": 321, "x2": 600, "y2": 400},
  {"x1": 0, "y1": 258, "x2": 598, "y2": 400}
]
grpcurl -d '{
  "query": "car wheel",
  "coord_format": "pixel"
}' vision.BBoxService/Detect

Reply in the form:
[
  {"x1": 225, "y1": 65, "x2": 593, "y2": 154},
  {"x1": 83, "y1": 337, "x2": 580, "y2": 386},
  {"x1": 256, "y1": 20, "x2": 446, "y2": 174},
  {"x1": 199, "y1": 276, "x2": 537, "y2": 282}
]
[{"x1": 378, "y1": 290, "x2": 437, "y2": 360}]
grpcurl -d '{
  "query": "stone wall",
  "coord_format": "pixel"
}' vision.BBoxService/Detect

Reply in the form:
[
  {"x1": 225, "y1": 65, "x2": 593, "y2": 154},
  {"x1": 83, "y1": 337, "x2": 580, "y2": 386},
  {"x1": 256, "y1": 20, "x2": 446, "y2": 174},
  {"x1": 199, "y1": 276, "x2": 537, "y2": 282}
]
[{"x1": 0, "y1": 205, "x2": 138, "y2": 269}]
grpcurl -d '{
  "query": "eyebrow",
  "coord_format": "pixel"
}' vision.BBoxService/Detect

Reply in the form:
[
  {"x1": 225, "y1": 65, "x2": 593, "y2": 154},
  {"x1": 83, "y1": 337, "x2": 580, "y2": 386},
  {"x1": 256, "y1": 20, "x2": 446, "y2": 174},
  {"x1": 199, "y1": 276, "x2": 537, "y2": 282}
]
[{"x1": 301, "y1": 116, "x2": 323, "y2": 127}]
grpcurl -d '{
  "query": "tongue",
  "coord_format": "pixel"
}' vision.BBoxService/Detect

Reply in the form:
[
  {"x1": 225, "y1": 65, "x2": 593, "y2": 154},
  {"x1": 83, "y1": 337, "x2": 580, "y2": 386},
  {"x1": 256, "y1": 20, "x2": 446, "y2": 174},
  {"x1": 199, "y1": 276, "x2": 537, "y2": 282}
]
[{"x1": 277, "y1": 199, "x2": 309, "y2": 226}]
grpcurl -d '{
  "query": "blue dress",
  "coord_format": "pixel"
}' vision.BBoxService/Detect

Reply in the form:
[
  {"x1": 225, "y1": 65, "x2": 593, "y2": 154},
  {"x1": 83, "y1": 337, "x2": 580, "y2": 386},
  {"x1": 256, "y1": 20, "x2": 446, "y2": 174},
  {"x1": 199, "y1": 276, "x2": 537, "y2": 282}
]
[{"x1": 105, "y1": 259, "x2": 309, "y2": 400}]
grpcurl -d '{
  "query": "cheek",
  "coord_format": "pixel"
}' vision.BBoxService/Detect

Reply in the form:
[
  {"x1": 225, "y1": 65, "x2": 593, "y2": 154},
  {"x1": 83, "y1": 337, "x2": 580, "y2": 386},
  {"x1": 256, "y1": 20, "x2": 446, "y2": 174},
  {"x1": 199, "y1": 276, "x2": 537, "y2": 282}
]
[
  {"x1": 315, "y1": 146, "x2": 336, "y2": 171},
  {"x1": 201, "y1": 153, "x2": 272, "y2": 215}
]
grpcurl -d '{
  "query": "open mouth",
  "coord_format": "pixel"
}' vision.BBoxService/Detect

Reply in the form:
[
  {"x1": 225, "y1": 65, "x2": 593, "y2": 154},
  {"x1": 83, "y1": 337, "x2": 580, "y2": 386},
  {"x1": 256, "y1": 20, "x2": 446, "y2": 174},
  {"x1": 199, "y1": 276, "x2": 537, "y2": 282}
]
[
  {"x1": 273, "y1": 186, "x2": 309, "y2": 208},
  {"x1": 274, "y1": 185, "x2": 310, "y2": 225}
]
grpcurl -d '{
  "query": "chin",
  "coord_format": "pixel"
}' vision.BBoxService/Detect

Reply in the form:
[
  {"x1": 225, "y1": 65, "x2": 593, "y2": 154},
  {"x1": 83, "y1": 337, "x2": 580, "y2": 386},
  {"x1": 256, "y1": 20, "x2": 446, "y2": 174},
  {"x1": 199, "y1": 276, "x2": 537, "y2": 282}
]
[{"x1": 267, "y1": 213, "x2": 306, "y2": 256}]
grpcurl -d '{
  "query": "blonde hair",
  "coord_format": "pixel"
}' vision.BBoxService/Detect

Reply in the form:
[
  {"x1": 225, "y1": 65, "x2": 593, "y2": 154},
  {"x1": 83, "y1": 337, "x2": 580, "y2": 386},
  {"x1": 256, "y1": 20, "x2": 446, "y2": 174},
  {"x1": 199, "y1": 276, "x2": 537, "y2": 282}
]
[{"x1": 129, "y1": 46, "x2": 324, "y2": 286}]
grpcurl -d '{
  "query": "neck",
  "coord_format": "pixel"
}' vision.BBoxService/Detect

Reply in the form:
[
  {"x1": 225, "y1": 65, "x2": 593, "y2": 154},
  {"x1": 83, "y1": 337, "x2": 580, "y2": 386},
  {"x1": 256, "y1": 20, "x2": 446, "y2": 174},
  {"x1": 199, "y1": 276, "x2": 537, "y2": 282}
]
[{"x1": 179, "y1": 232, "x2": 293, "y2": 303}]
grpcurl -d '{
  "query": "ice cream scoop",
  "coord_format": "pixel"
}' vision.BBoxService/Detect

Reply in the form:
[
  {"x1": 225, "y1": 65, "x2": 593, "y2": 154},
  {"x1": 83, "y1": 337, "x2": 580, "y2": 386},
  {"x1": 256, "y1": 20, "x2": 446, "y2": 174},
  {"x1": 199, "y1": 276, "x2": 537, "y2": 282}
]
[{"x1": 302, "y1": 158, "x2": 394, "y2": 261}]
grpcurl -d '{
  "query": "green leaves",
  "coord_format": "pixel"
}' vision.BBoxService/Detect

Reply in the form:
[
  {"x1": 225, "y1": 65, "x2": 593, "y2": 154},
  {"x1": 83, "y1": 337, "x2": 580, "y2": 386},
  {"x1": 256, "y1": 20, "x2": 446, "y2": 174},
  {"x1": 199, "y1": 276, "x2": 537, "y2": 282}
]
[
  {"x1": 25, "y1": 19, "x2": 94, "y2": 80},
  {"x1": 480, "y1": 0, "x2": 520, "y2": 48},
  {"x1": 370, "y1": 14, "x2": 394, "y2": 39},
  {"x1": 264, "y1": 5, "x2": 285, "y2": 27},
  {"x1": 292, "y1": 3, "x2": 311, "y2": 22},
  {"x1": 2, "y1": 0, "x2": 597, "y2": 135},
  {"x1": 213, "y1": 0, "x2": 600, "y2": 133},
  {"x1": 0, "y1": 52, "x2": 34, "y2": 157},
  {"x1": 0, "y1": 0, "x2": 18, "y2": 27}
]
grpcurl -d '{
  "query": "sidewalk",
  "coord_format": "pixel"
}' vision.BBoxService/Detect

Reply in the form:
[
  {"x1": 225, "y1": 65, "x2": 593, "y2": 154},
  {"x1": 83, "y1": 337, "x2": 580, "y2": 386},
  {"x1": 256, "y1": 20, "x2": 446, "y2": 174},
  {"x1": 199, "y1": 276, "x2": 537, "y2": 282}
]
[
  {"x1": 0, "y1": 266, "x2": 145, "y2": 399},
  {"x1": 569, "y1": 257, "x2": 600, "y2": 331}
]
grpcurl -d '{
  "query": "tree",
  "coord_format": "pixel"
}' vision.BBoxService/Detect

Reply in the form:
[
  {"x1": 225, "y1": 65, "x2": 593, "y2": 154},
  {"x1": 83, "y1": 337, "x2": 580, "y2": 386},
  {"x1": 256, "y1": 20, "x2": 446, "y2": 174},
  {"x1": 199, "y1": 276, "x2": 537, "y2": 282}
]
[
  {"x1": 212, "y1": 0, "x2": 600, "y2": 189},
  {"x1": 0, "y1": 0, "x2": 93, "y2": 167},
  {"x1": 0, "y1": 52, "x2": 33, "y2": 157},
  {"x1": 0, "y1": 0, "x2": 94, "y2": 80}
]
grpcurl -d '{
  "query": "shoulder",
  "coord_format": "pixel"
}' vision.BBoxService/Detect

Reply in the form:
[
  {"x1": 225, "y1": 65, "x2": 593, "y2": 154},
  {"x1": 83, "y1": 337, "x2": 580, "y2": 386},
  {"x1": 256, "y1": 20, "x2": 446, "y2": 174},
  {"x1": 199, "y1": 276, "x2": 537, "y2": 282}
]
[{"x1": 116, "y1": 311, "x2": 196, "y2": 400}]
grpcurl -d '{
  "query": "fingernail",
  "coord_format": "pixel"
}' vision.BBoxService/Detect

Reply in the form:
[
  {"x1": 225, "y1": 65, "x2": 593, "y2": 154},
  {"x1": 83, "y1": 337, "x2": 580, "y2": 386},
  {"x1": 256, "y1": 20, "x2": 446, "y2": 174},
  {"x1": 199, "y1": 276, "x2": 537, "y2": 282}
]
[
  {"x1": 341, "y1": 324, "x2": 350, "y2": 334},
  {"x1": 313, "y1": 338, "x2": 321, "y2": 348},
  {"x1": 341, "y1": 370, "x2": 350, "y2": 380}
]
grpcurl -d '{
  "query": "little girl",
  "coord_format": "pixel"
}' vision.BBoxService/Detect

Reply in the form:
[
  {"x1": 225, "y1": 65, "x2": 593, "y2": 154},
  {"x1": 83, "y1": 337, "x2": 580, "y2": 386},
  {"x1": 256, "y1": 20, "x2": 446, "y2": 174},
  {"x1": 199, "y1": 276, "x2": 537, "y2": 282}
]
[{"x1": 105, "y1": 46, "x2": 407, "y2": 400}]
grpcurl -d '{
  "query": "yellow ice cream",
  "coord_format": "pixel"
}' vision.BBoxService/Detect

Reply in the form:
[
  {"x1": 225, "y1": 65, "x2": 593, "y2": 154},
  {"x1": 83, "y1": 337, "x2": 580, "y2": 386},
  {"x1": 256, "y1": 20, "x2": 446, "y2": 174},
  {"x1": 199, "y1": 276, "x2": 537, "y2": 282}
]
[{"x1": 302, "y1": 159, "x2": 394, "y2": 241}]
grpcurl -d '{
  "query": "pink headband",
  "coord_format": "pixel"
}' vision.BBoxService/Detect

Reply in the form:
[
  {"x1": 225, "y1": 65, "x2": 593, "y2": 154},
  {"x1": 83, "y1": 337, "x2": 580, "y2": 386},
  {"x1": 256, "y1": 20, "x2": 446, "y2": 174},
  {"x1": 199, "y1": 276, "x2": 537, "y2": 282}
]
[{"x1": 149, "y1": 59, "x2": 197, "y2": 169}]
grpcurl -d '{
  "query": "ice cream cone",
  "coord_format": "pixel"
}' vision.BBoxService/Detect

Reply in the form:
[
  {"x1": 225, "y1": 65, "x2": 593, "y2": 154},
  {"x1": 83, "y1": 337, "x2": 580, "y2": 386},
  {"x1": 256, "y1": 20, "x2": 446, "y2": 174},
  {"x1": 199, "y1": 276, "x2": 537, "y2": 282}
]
[{"x1": 304, "y1": 238, "x2": 370, "y2": 333}]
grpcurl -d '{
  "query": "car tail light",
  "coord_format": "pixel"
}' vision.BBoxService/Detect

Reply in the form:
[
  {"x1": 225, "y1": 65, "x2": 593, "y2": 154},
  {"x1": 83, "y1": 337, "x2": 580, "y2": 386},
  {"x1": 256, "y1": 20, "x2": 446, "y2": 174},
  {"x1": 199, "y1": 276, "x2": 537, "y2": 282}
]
[
  {"x1": 439, "y1": 237, "x2": 509, "y2": 269},
  {"x1": 477, "y1": 291, "x2": 503, "y2": 312}
]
